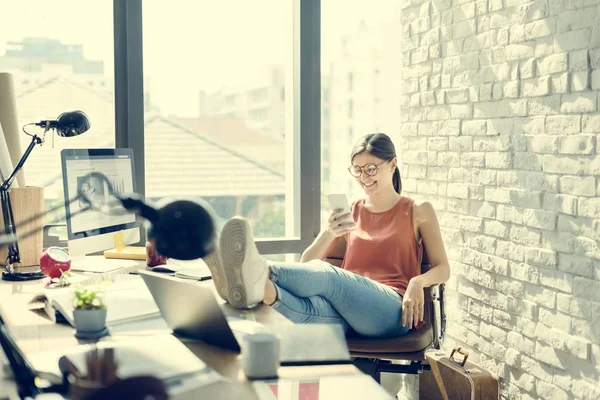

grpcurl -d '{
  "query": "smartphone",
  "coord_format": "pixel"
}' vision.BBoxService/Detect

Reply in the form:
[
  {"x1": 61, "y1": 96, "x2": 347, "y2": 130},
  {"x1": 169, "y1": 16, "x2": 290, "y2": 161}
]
[{"x1": 327, "y1": 193, "x2": 351, "y2": 215}]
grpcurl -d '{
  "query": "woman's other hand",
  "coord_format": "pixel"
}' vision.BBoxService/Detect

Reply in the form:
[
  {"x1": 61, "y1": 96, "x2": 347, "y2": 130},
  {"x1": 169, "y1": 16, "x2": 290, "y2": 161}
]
[
  {"x1": 326, "y1": 209, "x2": 356, "y2": 237},
  {"x1": 402, "y1": 276, "x2": 425, "y2": 329}
]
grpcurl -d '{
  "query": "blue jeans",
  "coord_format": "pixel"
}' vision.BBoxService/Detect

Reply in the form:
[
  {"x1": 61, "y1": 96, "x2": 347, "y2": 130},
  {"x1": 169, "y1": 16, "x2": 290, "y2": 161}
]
[{"x1": 269, "y1": 259, "x2": 411, "y2": 338}]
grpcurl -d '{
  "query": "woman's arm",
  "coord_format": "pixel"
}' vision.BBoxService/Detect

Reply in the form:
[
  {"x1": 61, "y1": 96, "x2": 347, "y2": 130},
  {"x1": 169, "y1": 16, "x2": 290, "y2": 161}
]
[
  {"x1": 413, "y1": 201, "x2": 451, "y2": 286},
  {"x1": 300, "y1": 210, "x2": 355, "y2": 263},
  {"x1": 300, "y1": 229, "x2": 337, "y2": 262},
  {"x1": 402, "y1": 201, "x2": 450, "y2": 328}
]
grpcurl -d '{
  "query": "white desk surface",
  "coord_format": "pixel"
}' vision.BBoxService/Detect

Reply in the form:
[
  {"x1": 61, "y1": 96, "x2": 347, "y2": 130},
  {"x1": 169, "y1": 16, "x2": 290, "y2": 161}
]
[{"x1": 0, "y1": 259, "x2": 390, "y2": 400}]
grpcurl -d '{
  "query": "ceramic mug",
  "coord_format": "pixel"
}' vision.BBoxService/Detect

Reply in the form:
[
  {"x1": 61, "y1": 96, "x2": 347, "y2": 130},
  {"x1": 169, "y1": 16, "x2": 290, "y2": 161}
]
[{"x1": 242, "y1": 332, "x2": 280, "y2": 379}]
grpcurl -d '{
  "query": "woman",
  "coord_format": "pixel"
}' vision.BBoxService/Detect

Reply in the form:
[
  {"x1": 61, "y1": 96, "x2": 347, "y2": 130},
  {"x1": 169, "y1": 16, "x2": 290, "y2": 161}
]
[{"x1": 204, "y1": 133, "x2": 450, "y2": 338}]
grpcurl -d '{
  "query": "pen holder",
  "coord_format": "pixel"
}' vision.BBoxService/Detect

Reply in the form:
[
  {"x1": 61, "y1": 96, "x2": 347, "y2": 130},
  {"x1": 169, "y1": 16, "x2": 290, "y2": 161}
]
[{"x1": 0, "y1": 186, "x2": 44, "y2": 269}]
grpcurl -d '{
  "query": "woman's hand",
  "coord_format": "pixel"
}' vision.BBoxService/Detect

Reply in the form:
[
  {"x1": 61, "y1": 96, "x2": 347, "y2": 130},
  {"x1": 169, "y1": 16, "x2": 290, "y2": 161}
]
[
  {"x1": 326, "y1": 209, "x2": 356, "y2": 238},
  {"x1": 402, "y1": 276, "x2": 425, "y2": 329}
]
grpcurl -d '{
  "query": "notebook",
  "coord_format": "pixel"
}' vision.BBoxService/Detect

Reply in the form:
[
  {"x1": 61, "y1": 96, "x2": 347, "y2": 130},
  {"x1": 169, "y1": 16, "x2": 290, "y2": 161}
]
[
  {"x1": 29, "y1": 276, "x2": 161, "y2": 327},
  {"x1": 146, "y1": 259, "x2": 212, "y2": 281}
]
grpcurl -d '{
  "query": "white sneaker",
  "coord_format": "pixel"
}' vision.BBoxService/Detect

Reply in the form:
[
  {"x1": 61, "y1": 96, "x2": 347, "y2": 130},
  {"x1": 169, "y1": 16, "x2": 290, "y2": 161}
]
[
  {"x1": 202, "y1": 248, "x2": 228, "y2": 302},
  {"x1": 219, "y1": 216, "x2": 268, "y2": 309}
]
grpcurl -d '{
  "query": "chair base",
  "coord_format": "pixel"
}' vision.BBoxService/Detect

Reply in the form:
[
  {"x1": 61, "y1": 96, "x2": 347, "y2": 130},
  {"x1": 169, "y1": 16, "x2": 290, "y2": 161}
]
[{"x1": 353, "y1": 358, "x2": 430, "y2": 383}]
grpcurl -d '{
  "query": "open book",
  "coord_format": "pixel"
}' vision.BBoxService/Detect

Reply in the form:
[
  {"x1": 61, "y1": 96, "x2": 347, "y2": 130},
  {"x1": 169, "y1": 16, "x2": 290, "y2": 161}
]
[
  {"x1": 29, "y1": 276, "x2": 161, "y2": 327},
  {"x1": 146, "y1": 258, "x2": 212, "y2": 281}
]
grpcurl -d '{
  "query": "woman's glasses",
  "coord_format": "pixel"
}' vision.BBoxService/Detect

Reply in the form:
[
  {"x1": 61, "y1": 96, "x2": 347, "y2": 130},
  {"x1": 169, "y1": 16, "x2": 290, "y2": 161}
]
[{"x1": 347, "y1": 160, "x2": 387, "y2": 177}]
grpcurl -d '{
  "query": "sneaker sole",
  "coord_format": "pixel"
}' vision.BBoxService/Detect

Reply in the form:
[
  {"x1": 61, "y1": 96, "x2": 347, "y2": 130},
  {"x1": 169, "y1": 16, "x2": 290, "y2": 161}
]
[
  {"x1": 202, "y1": 250, "x2": 228, "y2": 302},
  {"x1": 219, "y1": 217, "x2": 250, "y2": 308}
]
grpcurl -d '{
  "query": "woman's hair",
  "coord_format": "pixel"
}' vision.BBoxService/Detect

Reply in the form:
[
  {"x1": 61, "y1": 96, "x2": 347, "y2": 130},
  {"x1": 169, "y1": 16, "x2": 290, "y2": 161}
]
[{"x1": 350, "y1": 133, "x2": 401, "y2": 194}]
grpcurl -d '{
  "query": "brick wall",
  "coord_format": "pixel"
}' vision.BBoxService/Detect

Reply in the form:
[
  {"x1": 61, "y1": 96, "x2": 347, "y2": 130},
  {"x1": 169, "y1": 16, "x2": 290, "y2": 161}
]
[{"x1": 397, "y1": 1, "x2": 600, "y2": 399}]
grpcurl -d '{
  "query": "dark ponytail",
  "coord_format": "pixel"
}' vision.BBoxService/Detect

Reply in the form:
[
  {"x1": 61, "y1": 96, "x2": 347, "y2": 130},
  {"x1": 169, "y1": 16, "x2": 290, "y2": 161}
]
[
  {"x1": 392, "y1": 166, "x2": 402, "y2": 194},
  {"x1": 351, "y1": 133, "x2": 402, "y2": 195}
]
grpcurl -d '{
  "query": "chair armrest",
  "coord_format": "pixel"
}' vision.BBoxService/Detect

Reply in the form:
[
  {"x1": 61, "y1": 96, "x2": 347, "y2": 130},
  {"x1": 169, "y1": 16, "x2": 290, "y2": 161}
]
[{"x1": 429, "y1": 283, "x2": 446, "y2": 349}]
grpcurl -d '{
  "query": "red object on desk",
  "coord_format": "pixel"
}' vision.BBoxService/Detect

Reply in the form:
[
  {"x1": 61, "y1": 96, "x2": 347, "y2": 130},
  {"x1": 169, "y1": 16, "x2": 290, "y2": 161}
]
[
  {"x1": 39, "y1": 246, "x2": 71, "y2": 278},
  {"x1": 146, "y1": 240, "x2": 167, "y2": 267}
]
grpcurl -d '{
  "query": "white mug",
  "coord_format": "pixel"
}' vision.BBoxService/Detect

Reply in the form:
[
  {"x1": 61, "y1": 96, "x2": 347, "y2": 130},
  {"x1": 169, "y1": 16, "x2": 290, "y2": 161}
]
[{"x1": 242, "y1": 332, "x2": 280, "y2": 379}]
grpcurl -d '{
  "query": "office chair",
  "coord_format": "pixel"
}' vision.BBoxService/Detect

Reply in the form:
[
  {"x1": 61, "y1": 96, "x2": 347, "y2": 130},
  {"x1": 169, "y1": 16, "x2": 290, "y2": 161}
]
[{"x1": 346, "y1": 261, "x2": 447, "y2": 384}]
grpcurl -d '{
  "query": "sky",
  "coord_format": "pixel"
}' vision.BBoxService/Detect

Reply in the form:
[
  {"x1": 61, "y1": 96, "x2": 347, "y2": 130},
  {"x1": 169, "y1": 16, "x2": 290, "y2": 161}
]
[{"x1": 0, "y1": 0, "x2": 401, "y2": 116}]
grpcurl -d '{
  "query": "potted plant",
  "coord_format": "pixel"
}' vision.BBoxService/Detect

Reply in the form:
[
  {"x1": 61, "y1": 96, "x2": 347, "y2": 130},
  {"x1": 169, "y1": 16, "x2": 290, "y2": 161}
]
[{"x1": 72, "y1": 286, "x2": 108, "y2": 339}]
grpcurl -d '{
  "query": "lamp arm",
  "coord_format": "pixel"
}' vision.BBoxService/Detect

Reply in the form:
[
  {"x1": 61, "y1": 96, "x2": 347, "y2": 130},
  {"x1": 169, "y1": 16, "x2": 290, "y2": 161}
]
[{"x1": 0, "y1": 133, "x2": 43, "y2": 191}]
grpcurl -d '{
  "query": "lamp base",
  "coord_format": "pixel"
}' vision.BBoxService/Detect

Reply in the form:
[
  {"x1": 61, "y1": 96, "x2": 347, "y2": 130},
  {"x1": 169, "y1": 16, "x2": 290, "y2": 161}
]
[{"x1": 2, "y1": 270, "x2": 46, "y2": 281}]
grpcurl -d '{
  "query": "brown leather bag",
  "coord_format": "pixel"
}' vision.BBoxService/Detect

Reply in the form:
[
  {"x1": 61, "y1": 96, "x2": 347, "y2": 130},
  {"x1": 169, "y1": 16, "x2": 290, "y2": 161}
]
[{"x1": 420, "y1": 347, "x2": 499, "y2": 400}]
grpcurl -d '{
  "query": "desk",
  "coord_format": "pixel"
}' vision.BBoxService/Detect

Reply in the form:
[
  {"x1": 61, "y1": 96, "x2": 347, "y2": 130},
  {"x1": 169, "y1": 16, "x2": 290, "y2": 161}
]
[{"x1": 0, "y1": 265, "x2": 392, "y2": 399}]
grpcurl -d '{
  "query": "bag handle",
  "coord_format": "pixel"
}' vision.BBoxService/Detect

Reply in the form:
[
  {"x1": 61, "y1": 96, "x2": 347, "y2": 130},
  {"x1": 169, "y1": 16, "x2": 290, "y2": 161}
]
[{"x1": 450, "y1": 346, "x2": 469, "y2": 367}]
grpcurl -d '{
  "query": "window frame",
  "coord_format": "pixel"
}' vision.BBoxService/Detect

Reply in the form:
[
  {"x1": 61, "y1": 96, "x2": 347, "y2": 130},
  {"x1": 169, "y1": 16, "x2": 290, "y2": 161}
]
[{"x1": 112, "y1": 0, "x2": 321, "y2": 254}]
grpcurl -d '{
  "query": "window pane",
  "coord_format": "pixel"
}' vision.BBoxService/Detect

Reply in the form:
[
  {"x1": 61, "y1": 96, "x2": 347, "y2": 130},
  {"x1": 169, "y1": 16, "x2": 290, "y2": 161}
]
[
  {"x1": 143, "y1": 0, "x2": 293, "y2": 239},
  {"x1": 321, "y1": 1, "x2": 403, "y2": 223},
  {"x1": 0, "y1": 1, "x2": 114, "y2": 221}
]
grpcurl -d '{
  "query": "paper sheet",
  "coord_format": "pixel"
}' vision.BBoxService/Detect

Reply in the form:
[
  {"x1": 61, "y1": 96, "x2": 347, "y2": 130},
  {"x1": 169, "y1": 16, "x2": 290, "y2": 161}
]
[
  {"x1": 0, "y1": 121, "x2": 14, "y2": 184},
  {"x1": 0, "y1": 73, "x2": 24, "y2": 187}
]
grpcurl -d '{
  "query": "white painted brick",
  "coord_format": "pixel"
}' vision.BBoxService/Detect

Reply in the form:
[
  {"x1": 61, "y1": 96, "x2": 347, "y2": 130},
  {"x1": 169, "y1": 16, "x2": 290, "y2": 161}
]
[
  {"x1": 516, "y1": 316, "x2": 537, "y2": 339},
  {"x1": 514, "y1": 152, "x2": 543, "y2": 171},
  {"x1": 484, "y1": 220, "x2": 509, "y2": 238},
  {"x1": 528, "y1": 94, "x2": 561, "y2": 115},
  {"x1": 573, "y1": 276, "x2": 600, "y2": 301},
  {"x1": 514, "y1": 116, "x2": 545, "y2": 135},
  {"x1": 437, "y1": 152, "x2": 460, "y2": 167},
  {"x1": 572, "y1": 71, "x2": 590, "y2": 91},
  {"x1": 497, "y1": 170, "x2": 519, "y2": 186},
  {"x1": 510, "y1": 225, "x2": 541, "y2": 247},
  {"x1": 468, "y1": 184, "x2": 485, "y2": 201},
  {"x1": 543, "y1": 155, "x2": 587, "y2": 174},
  {"x1": 525, "y1": 247, "x2": 558, "y2": 267},
  {"x1": 484, "y1": 187, "x2": 511, "y2": 204},
  {"x1": 561, "y1": 92, "x2": 598, "y2": 114},
  {"x1": 578, "y1": 197, "x2": 600, "y2": 219},
  {"x1": 505, "y1": 348, "x2": 521, "y2": 368},
  {"x1": 554, "y1": 28, "x2": 592, "y2": 52},
  {"x1": 510, "y1": 189, "x2": 543, "y2": 209},
  {"x1": 558, "y1": 135, "x2": 596, "y2": 155},
  {"x1": 508, "y1": 298, "x2": 539, "y2": 321},
  {"x1": 495, "y1": 275, "x2": 524, "y2": 297},
  {"x1": 503, "y1": 80, "x2": 520, "y2": 98},
  {"x1": 559, "y1": 176, "x2": 596, "y2": 196},
  {"x1": 446, "y1": 183, "x2": 469, "y2": 199},
  {"x1": 551, "y1": 73, "x2": 569, "y2": 93},
  {"x1": 592, "y1": 70, "x2": 600, "y2": 90},
  {"x1": 466, "y1": 268, "x2": 495, "y2": 288},
  {"x1": 523, "y1": 76, "x2": 551, "y2": 96},
  {"x1": 542, "y1": 192, "x2": 578, "y2": 215},
  {"x1": 428, "y1": 137, "x2": 448, "y2": 151},
  {"x1": 557, "y1": 293, "x2": 593, "y2": 320},
  {"x1": 460, "y1": 152, "x2": 485, "y2": 167},
  {"x1": 556, "y1": 6, "x2": 598, "y2": 33},
  {"x1": 497, "y1": 204, "x2": 524, "y2": 224},
  {"x1": 479, "y1": 84, "x2": 492, "y2": 101},
  {"x1": 474, "y1": 100, "x2": 527, "y2": 118},
  {"x1": 525, "y1": 18, "x2": 554, "y2": 40},
  {"x1": 540, "y1": 269, "x2": 573, "y2": 293},
  {"x1": 538, "y1": 53, "x2": 568, "y2": 75},
  {"x1": 470, "y1": 169, "x2": 497, "y2": 185},
  {"x1": 509, "y1": 262, "x2": 540, "y2": 283},
  {"x1": 522, "y1": 354, "x2": 554, "y2": 382},
  {"x1": 485, "y1": 152, "x2": 512, "y2": 168},
  {"x1": 508, "y1": 368, "x2": 536, "y2": 392},
  {"x1": 465, "y1": 51, "x2": 479, "y2": 69},
  {"x1": 520, "y1": 58, "x2": 538, "y2": 79},
  {"x1": 524, "y1": 283, "x2": 556, "y2": 308},
  {"x1": 528, "y1": 135, "x2": 558, "y2": 153},
  {"x1": 535, "y1": 36, "x2": 555, "y2": 58},
  {"x1": 570, "y1": 49, "x2": 590, "y2": 71},
  {"x1": 573, "y1": 236, "x2": 600, "y2": 261},
  {"x1": 479, "y1": 321, "x2": 508, "y2": 343},
  {"x1": 523, "y1": 171, "x2": 559, "y2": 192},
  {"x1": 590, "y1": 46, "x2": 600, "y2": 69},
  {"x1": 524, "y1": 209, "x2": 557, "y2": 230},
  {"x1": 569, "y1": 378, "x2": 600, "y2": 400},
  {"x1": 558, "y1": 253, "x2": 594, "y2": 278},
  {"x1": 453, "y1": 19, "x2": 477, "y2": 39},
  {"x1": 461, "y1": 120, "x2": 487, "y2": 136},
  {"x1": 468, "y1": 233, "x2": 497, "y2": 253},
  {"x1": 517, "y1": 0, "x2": 549, "y2": 22},
  {"x1": 459, "y1": 215, "x2": 483, "y2": 233},
  {"x1": 450, "y1": 104, "x2": 473, "y2": 118},
  {"x1": 571, "y1": 316, "x2": 599, "y2": 346},
  {"x1": 536, "y1": 381, "x2": 570, "y2": 400},
  {"x1": 498, "y1": 241, "x2": 527, "y2": 262},
  {"x1": 546, "y1": 115, "x2": 581, "y2": 135},
  {"x1": 535, "y1": 342, "x2": 570, "y2": 370}
]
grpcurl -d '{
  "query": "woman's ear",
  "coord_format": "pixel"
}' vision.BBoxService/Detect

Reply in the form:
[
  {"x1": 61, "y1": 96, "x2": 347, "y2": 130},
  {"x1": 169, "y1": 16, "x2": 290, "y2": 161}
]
[{"x1": 390, "y1": 157, "x2": 397, "y2": 171}]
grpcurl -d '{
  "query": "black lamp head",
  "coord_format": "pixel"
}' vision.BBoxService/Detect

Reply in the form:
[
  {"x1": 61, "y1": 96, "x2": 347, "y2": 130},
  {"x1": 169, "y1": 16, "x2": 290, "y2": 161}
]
[{"x1": 55, "y1": 110, "x2": 90, "y2": 137}]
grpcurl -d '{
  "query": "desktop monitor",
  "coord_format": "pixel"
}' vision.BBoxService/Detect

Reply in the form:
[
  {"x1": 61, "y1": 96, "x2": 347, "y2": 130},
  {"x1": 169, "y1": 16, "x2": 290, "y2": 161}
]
[{"x1": 60, "y1": 148, "x2": 140, "y2": 257}]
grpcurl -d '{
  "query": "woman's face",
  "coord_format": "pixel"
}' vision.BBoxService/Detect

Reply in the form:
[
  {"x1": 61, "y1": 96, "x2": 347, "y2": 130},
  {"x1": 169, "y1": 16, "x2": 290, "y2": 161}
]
[{"x1": 350, "y1": 152, "x2": 396, "y2": 196}]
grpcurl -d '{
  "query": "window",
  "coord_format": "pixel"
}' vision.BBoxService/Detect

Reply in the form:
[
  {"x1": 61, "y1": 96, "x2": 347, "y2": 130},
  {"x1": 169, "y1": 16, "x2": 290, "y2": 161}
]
[
  {"x1": 321, "y1": 1, "x2": 403, "y2": 212},
  {"x1": 142, "y1": 0, "x2": 320, "y2": 254},
  {"x1": 1, "y1": 1, "x2": 114, "y2": 222}
]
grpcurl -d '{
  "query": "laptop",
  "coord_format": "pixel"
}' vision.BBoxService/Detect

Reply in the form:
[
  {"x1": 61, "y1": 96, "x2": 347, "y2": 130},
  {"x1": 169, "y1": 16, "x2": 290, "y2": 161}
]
[{"x1": 138, "y1": 271, "x2": 351, "y2": 366}]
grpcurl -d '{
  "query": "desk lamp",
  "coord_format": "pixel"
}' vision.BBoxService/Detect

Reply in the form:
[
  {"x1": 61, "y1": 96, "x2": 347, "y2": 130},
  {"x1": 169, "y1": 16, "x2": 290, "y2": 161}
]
[{"x1": 1, "y1": 110, "x2": 90, "y2": 281}]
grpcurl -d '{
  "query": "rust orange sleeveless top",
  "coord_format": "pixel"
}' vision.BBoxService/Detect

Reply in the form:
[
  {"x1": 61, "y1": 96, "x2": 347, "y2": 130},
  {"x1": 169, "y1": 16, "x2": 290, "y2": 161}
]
[{"x1": 340, "y1": 197, "x2": 423, "y2": 296}]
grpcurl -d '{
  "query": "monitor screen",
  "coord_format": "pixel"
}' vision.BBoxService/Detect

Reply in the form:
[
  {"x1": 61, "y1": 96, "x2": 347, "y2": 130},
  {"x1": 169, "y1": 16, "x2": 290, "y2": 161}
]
[{"x1": 61, "y1": 149, "x2": 138, "y2": 242}]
